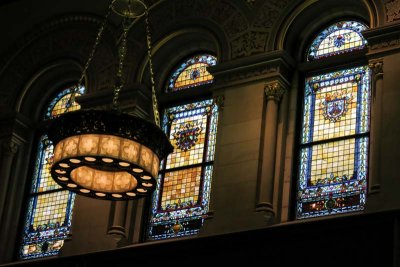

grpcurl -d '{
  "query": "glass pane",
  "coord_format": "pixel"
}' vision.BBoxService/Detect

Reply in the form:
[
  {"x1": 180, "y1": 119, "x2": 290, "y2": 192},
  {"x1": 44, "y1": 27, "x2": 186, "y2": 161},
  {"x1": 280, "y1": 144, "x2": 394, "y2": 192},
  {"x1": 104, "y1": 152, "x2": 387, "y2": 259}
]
[
  {"x1": 302, "y1": 66, "x2": 370, "y2": 144},
  {"x1": 45, "y1": 85, "x2": 85, "y2": 119},
  {"x1": 298, "y1": 65, "x2": 370, "y2": 219},
  {"x1": 21, "y1": 191, "x2": 75, "y2": 259},
  {"x1": 168, "y1": 55, "x2": 216, "y2": 92},
  {"x1": 21, "y1": 85, "x2": 85, "y2": 260},
  {"x1": 297, "y1": 137, "x2": 368, "y2": 218},
  {"x1": 31, "y1": 136, "x2": 60, "y2": 194},
  {"x1": 161, "y1": 167, "x2": 202, "y2": 210},
  {"x1": 148, "y1": 99, "x2": 218, "y2": 240},
  {"x1": 307, "y1": 21, "x2": 367, "y2": 61},
  {"x1": 165, "y1": 103, "x2": 209, "y2": 169}
]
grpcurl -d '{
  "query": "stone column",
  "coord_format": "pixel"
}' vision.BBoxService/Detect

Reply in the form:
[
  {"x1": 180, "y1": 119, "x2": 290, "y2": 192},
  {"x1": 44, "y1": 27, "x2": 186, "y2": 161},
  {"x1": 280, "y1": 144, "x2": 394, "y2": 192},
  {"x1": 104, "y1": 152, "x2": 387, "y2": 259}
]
[
  {"x1": 0, "y1": 139, "x2": 20, "y2": 262},
  {"x1": 108, "y1": 201, "x2": 128, "y2": 238},
  {"x1": 256, "y1": 80, "x2": 286, "y2": 216},
  {"x1": 368, "y1": 60, "x2": 384, "y2": 195},
  {"x1": 0, "y1": 139, "x2": 19, "y2": 229}
]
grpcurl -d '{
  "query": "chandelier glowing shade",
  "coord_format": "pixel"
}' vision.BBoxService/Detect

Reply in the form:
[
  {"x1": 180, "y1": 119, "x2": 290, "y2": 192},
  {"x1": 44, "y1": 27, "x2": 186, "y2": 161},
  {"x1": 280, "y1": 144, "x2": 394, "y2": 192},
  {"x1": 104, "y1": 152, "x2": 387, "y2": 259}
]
[{"x1": 47, "y1": 0, "x2": 173, "y2": 200}]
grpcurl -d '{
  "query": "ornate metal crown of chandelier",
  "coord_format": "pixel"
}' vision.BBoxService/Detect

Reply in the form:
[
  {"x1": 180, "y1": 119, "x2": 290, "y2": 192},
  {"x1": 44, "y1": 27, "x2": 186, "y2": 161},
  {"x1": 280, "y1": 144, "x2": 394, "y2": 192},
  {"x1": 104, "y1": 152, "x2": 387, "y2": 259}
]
[{"x1": 47, "y1": 0, "x2": 173, "y2": 200}]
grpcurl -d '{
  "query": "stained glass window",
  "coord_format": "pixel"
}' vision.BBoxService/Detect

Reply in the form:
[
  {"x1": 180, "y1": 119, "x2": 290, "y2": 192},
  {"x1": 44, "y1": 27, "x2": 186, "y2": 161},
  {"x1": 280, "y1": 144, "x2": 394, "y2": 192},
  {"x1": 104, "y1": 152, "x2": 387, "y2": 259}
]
[
  {"x1": 45, "y1": 86, "x2": 85, "y2": 119},
  {"x1": 297, "y1": 66, "x2": 370, "y2": 219},
  {"x1": 20, "y1": 85, "x2": 84, "y2": 259},
  {"x1": 307, "y1": 21, "x2": 368, "y2": 61},
  {"x1": 148, "y1": 99, "x2": 219, "y2": 239},
  {"x1": 167, "y1": 55, "x2": 217, "y2": 92}
]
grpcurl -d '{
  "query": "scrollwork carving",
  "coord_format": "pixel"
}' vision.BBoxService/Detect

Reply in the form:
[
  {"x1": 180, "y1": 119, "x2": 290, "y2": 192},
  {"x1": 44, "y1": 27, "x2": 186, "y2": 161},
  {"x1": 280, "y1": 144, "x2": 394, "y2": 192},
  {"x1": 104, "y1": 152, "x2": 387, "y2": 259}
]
[
  {"x1": 385, "y1": 0, "x2": 400, "y2": 22},
  {"x1": 231, "y1": 31, "x2": 268, "y2": 59}
]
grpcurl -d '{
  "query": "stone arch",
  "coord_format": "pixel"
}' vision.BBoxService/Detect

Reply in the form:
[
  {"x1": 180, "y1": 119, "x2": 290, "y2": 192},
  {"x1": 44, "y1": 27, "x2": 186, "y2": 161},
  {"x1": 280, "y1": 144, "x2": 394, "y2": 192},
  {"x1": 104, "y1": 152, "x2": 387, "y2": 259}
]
[
  {"x1": 0, "y1": 14, "x2": 118, "y2": 113},
  {"x1": 125, "y1": 0, "x2": 242, "y2": 68},
  {"x1": 276, "y1": 0, "x2": 381, "y2": 61},
  {"x1": 16, "y1": 59, "x2": 82, "y2": 121},
  {"x1": 136, "y1": 27, "x2": 221, "y2": 96}
]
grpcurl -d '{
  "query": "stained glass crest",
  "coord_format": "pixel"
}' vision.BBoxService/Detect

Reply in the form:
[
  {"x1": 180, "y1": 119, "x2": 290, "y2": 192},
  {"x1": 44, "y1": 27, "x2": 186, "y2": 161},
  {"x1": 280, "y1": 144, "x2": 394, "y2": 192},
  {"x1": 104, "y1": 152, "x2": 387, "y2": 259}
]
[
  {"x1": 167, "y1": 55, "x2": 217, "y2": 92},
  {"x1": 148, "y1": 99, "x2": 218, "y2": 239},
  {"x1": 307, "y1": 21, "x2": 368, "y2": 61},
  {"x1": 297, "y1": 66, "x2": 370, "y2": 219},
  {"x1": 21, "y1": 85, "x2": 84, "y2": 259}
]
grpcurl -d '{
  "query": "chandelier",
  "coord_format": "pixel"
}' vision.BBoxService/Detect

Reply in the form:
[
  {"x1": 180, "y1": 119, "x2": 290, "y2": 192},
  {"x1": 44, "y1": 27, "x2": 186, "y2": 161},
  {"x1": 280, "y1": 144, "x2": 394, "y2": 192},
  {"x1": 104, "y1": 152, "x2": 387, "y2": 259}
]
[{"x1": 47, "y1": 0, "x2": 173, "y2": 200}]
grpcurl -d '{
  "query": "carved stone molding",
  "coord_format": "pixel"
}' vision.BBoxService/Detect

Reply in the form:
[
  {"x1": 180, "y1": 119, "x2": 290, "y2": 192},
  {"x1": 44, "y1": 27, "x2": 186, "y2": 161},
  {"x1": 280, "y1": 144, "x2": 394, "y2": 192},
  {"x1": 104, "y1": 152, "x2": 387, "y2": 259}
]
[
  {"x1": 231, "y1": 31, "x2": 268, "y2": 59},
  {"x1": 167, "y1": 0, "x2": 291, "y2": 60},
  {"x1": 385, "y1": 0, "x2": 400, "y2": 22},
  {"x1": 209, "y1": 50, "x2": 294, "y2": 90},
  {"x1": 363, "y1": 24, "x2": 400, "y2": 57},
  {"x1": 264, "y1": 80, "x2": 286, "y2": 102}
]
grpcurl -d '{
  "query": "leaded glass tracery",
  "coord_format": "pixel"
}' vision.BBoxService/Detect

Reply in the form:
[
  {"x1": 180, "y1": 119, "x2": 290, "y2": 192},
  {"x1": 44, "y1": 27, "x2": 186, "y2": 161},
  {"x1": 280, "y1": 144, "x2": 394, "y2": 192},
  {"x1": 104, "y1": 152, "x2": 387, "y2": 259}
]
[
  {"x1": 167, "y1": 55, "x2": 217, "y2": 92},
  {"x1": 148, "y1": 99, "x2": 218, "y2": 239},
  {"x1": 21, "y1": 85, "x2": 84, "y2": 260},
  {"x1": 297, "y1": 66, "x2": 370, "y2": 219},
  {"x1": 307, "y1": 21, "x2": 368, "y2": 61}
]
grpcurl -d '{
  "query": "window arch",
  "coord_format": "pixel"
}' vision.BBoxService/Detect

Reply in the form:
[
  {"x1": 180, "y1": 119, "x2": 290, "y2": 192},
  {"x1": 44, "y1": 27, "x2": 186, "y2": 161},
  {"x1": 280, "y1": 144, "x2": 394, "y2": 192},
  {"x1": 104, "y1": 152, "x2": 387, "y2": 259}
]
[
  {"x1": 296, "y1": 21, "x2": 370, "y2": 219},
  {"x1": 307, "y1": 21, "x2": 368, "y2": 61},
  {"x1": 167, "y1": 54, "x2": 217, "y2": 92},
  {"x1": 148, "y1": 54, "x2": 218, "y2": 240},
  {"x1": 20, "y1": 85, "x2": 85, "y2": 259}
]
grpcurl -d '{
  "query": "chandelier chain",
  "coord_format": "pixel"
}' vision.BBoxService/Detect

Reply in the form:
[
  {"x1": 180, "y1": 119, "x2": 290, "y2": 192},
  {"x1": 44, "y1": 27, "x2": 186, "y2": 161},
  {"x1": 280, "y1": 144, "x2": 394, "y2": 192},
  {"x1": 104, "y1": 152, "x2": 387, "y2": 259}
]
[
  {"x1": 66, "y1": 0, "x2": 117, "y2": 112},
  {"x1": 144, "y1": 7, "x2": 160, "y2": 127},
  {"x1": 112, "y1": 17, "x2": 130, "y2": 107}
]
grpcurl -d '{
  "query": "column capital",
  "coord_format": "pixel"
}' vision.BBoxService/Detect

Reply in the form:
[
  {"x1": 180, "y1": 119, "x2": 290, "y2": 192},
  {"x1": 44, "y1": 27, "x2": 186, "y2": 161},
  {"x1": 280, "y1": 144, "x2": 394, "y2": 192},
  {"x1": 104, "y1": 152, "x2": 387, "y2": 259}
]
[
  {"x1": 1, "y1": 139, "x2": 19, "y2": 155},
  {"x1": 368, "y1": 60, "x2": 383, "y2": 79},
  {"x1": 213, "y1": 95, "x2": 224, "y2": 111},
  {"x1": 264, "y1": 80, "x2": 286, "y2": 102}
]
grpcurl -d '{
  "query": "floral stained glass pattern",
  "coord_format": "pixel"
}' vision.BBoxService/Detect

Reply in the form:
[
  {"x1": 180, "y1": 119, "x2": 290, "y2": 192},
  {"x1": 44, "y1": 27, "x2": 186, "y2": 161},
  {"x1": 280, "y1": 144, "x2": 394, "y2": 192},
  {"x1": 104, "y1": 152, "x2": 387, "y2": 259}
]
[
  {"x1": 297, "y1": 66, "x2": 370, "y2": 219},
  {"x1": 148, "y1": 99, "x2": 218, "y2": 239},
  {"x1": 307, "y1": 21, "x2": 367, "y2": 61},
  {"x1": 168, "y1": 55, "x2": 217, "y2": 92},
  {"x1": 21, "y1": 85, "x2": 84, "y2": 260}
]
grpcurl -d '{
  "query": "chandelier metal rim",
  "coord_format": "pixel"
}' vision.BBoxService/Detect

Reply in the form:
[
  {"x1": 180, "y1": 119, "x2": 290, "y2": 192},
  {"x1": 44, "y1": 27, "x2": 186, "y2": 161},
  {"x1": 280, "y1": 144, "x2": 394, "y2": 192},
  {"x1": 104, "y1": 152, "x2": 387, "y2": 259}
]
[
  {"x1": 51, "y1": 155, "x2": 156, "y2": 200},
  {"x1": 47, "y1": 109, "x2": 173, "y2": 160}
]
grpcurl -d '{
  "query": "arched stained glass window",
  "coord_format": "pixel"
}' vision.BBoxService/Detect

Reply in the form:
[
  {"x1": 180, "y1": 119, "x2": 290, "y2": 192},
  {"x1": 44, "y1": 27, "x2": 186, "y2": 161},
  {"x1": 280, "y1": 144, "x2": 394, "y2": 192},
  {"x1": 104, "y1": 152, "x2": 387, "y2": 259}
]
[
  {"x1": 148, "y1": 55, "x2": 218, "y2": 240},
  {"x1": 167, "y1": 54, "x2": 217, "y2": 92},
  {"x1": 307, "y1": 21, "x2": 368, "y2": 61},
  {"x1": 297, "y1": 22, "x2": 370, "y2": 219},
  {"x1": 20, "y1": 85, "x2": 85, "y2": 259},
  {"x1": 45, "y1": 86, "x2": 84, "y2": 119}
]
